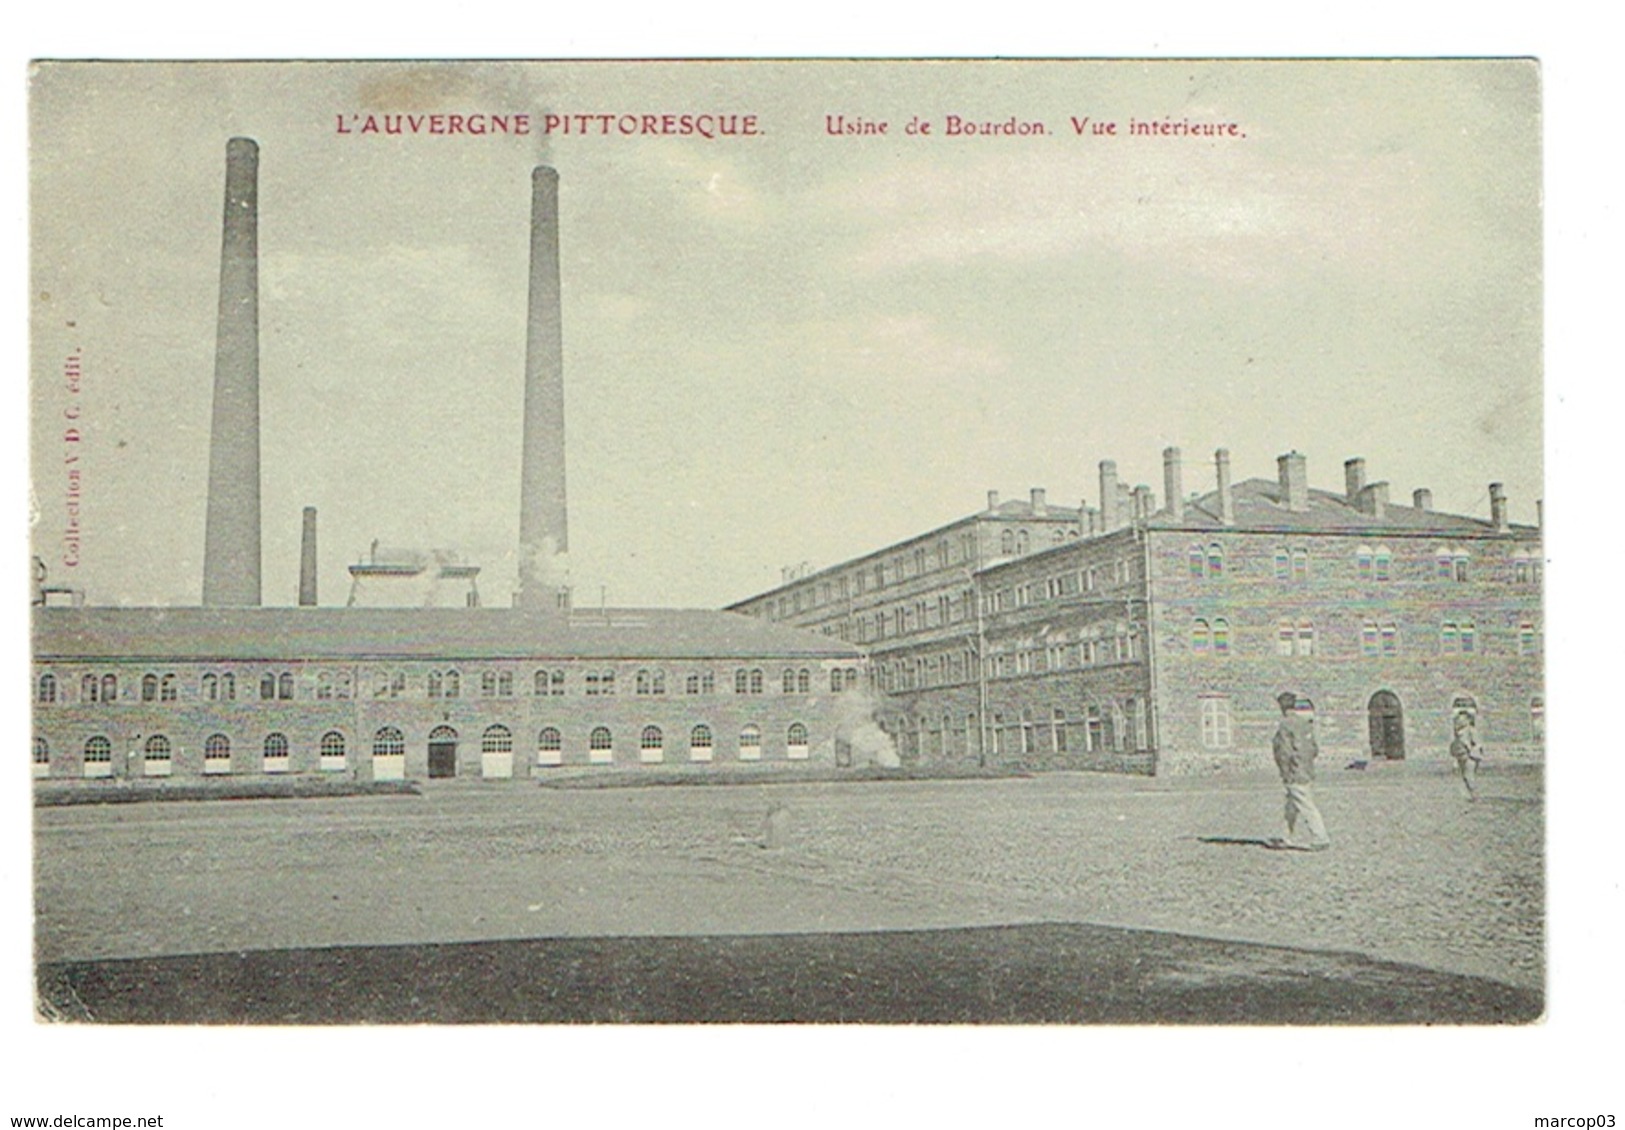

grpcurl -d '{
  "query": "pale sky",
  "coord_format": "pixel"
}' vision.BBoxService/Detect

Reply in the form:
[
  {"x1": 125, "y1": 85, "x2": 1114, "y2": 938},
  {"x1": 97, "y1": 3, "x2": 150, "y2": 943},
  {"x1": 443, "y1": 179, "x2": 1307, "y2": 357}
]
[{"x1": 29, "y1": 60, "x2": 1542, "y2": 609}]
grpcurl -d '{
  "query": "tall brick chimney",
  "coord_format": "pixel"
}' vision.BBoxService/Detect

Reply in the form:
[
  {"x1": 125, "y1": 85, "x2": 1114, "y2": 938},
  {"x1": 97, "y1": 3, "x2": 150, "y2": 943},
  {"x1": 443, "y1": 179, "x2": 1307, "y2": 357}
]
[
  {"x1": 1099, "y1": 460, "x2": 1120, "y2": 532},
  {"x1": 1030, "y1": 487, "x2": 1047, "y2": 516},
  {"x1": 202, "y1": 137, "x2": 263, "y2": 607},
  {"x1": 1344, "y1": 457, "x2": 1366, "y2": 500},
  {"x1": 298, "y1": 507, "x2": 318, "y2": 607},
  {"x1": 1277, "y1": 451, "x2": 1309, "y2": 511},
  {"x1": 517, "y1": 166, "x2": 570, "y2": 610},
  {"x1": 1490, "y1": 483, "x2": 1509, "y2": 531},
  {"x1": 1214, "y1": 449, "x2": 1233, "y2": 525},
  {"x1": 1163, "y1": 447, "x2": 1184, "y2": 521},
  {"x1": 1358, "y1": 481, "x2": 1390, "y2": 519}
]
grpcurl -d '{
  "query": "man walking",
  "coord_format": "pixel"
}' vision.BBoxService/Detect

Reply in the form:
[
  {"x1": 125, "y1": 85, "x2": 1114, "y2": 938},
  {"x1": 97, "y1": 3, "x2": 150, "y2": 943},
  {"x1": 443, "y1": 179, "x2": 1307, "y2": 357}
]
[
  {"x1": 1450, "y1": 709, "x2": 1482, "y2": 801},
  {"x1": 1270, "y1": 690, "x2": 1331, "y2": 851}
]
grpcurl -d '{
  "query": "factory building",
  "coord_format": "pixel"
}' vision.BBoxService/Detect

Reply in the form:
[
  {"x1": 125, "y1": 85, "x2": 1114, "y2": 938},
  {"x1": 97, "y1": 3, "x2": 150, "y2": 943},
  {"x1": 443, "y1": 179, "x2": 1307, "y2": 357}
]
[
  {"x1": 730, "y1": 449, "x2": 1544, "y2": 776},
  {"x1": 32, "y1": 139, "x2": 867, "y2": 782}
]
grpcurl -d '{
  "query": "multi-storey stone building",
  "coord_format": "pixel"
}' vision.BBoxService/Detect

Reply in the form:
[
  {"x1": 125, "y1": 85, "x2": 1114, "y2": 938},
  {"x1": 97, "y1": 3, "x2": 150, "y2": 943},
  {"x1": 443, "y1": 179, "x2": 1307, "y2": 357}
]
[
  {"x1": 32, "y1": 607, "x2": 864, "y2": 781},
  {"x1": 729, "y1": 448, "x2": 1544, "y2": 775}
]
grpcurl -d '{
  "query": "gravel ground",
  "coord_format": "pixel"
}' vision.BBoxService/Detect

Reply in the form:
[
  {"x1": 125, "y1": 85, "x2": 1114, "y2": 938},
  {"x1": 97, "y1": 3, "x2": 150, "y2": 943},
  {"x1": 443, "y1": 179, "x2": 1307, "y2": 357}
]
[{"x1": 34, "y1": 759, "x2": 1543, "y2": 995}]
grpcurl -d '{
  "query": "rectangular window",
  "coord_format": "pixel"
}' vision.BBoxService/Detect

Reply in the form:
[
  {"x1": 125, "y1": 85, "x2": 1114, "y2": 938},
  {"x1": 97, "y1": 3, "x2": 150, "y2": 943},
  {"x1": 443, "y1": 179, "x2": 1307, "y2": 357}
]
[{"x1": 1200, "y1": 697, "x2": 1233, "y2": 749}]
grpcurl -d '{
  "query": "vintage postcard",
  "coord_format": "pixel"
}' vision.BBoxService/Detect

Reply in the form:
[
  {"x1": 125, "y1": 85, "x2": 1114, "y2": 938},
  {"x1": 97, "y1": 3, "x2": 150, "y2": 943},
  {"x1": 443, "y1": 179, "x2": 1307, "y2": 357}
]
[{"x1": 28, "y1": 59, "x2": 1542, "y2": 1045}]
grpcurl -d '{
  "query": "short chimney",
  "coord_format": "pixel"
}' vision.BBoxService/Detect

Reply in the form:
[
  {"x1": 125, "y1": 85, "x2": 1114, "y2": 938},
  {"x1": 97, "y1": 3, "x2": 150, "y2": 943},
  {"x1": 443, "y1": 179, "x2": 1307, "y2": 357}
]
[
  {"x1": 1132, "y1": 485, "x2": 1153, "y2": 520},
  {"x1": 1163, "y1": 447, "x2": 1184, "y2": 521},
  {"x1": 1082, "y1": 504, "x2": 1099, "y2": 535},
  {"x1": 298, "y1": 506, "x2": 318, "y2": 607},
  {"x1": 1413, "y1": 488, "x2": 1433, "y2": 511},
  {"x1": 1098, "y1": 461, "x2": 1120, "y2": 532},
  {"x1": 1358, "y1": 481, "x2": 1390, "y2": 518},
  {"x1": 1490, "y1": 483, "x2": 1509, "y2": 531},
  {"x1": 986, "y1": 489, "x2": 1001, "y2": 512},
  {"x1": 1214, "y1": 449, "x2": 1233, "y2": 525},
  {"x1": 1030, "y1": 487, "x2": 1047, "y2": 516},
  {"x1": 1277, "y1": 451, "x2": 1309, "y2": 511},
  {"x1": 1344, "y1": 457, "x2": 1367, "y2": 500}
]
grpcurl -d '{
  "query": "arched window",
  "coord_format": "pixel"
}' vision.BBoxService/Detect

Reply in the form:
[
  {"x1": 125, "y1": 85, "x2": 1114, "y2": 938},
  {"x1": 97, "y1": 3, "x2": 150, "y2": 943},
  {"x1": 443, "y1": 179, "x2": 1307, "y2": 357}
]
[
  {"x1": 37, "y1": 673, "x2": 56, "y2": 704},
  {"x1": 1373, "y1": 546, "x2": 1393, "y2": 582},
  {"x1": 1206, "y1": 544, "x2": 1224, "y2": 577},
  {"x1": 739, "y1": 724, "x2": 762, "y2": 761},
  {"x1": 1001, "y1": 529, "x2": 1015, "y2": 553},
  {"x1": 1295, "y1": 620, "x2": 1315, "y2": 656},
  {"x1": 142, "y1": 674, "x2": 159, "y2": 702},
  {"x1": 261, "y1": 673, "x2": 277, "y2": 700},
  {"x1": 482, "y1": 725, "x2": 513, "y2": 754},
  {"x1": 1291, "y1": 548, "x2": 1310, "y2": 581},
  {"x1": 498, "y1": 671, "x2": 514, "y2": 697},
  {"x1": 782, "y1": 668, "x2": 796, "y2": 694},
  {"x1": 1355, "y1": 545, "x2": 1373, "y2": 580},
  {"x1": 534, "y1": 670, "x2": 548, "y2": 696},
  {"x1": 830, "y1": 669, "x2": 844, "y2": 693},
  {"x1": 481, "y1": 671, "x2": 497, "y2": 697},
  {"x1": 320, "y1": 731, "x2": 346, "y2": 769},
  {"x1": 221, "y1": 673, "x2": 236, "y2": 700},
  {"x1": 101, "y1": 674, "x2": 117, "y2": 702},
  {"x1": 1188, "y1": 545, "x2": 1205, "y2": 578},
  {"x1": 1191, "y1": 619, "x2": 1210, "y2": 654},
  {"x1": 1213, "y1": 619, "x2": 1230, "y2": 656},
  {"x1": 690, "y1": 724, "x2": 714, "y2": 761},
  {"x1": 1519, "y1": 621, "x2": 1539, "y2": 655},
  {"x1": 539, "y1": 728, "x2": 562, "y2": 752},
  {"x1": 81, "y1": 673, "x2": 98, "y2": 703},
  {"x1": 1531, "y1": 696, "x2": 1545, "y2": 742},
  {"x1": 372, "y1": 727, "x2": 404, "y2": 758},
  {"x1": 749, "y1": 669, "x2": 763, "y2": 695},
  {"x1": 264, "y1": 733, "x2": 289, "y2": 759},
  {"x1": 33, "y1": 737, "x2": 49, "y2": 773},
  {"x1": 735, "y1": 669, "x2": 749, "y2": 694},
  {"x1": 428, "y1": 671, "x2": 443, "y2": 697},
  {"x1": 204, "y1": 734, "x2": 231, "y2": 773},
  {"x1": 160, "y1": 674, "x2": 177, "y2": 702},
  {"x1": 204, "y1": 673, "x2": 220, "y2": 700},
  {"x1": 317, "y1": 672, "x2": 333, "y2": 700},
  {"x1": 787, "y1": 723, "x2": 809, "y2": 760},
  {"x1": 1277, "y1": 619, "x2": 1295, "y2": 657},
  {"x1": 639, "y1": 726, "x2": 664, "y2": 763},
  {"x1": 1441, "y1": 621, "x2": 1458, "y2": 652},
  {"x1": 83, "y1": 736, "x2": 113, "y2": 775},
  {"x1": 1459, "y1": 621, "x2": 1476, "y2": 654},
  {"x1": 137, "y1": 735, "x2": 169, "y2": 763},
  {"x1": 278, "y1": 673, "x2": 294, "y2": 700},
  {"x1": 797, "y1": 669, "x2": 810, "y2": 694},
  {"x1": 1017, "y1": 529, "x2": 1030, "y2": 555},
  {"x1": 1275, "y1": 548, "x2": 1291, "y2": 580},
  {"x1": 589, "y1": 726, "x2": 614, "y2": 764}
]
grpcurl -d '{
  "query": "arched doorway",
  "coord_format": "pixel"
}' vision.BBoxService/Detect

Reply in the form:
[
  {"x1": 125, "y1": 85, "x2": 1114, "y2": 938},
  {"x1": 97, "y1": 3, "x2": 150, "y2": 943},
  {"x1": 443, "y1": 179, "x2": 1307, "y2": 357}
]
[
  {"x1": 1368, "y1": 691, "x2": 1405, "y2": 759},
  {"x1": 428, "y1": 725, "x2": 458, "y2": 778}
]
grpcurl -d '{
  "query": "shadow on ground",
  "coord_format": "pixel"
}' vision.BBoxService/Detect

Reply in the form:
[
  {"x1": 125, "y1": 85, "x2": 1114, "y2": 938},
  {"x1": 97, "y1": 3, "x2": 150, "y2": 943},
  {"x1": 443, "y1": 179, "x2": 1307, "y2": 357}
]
[{"x1": 38, "y1": 922, "x2": 1541, "y2": 1025}]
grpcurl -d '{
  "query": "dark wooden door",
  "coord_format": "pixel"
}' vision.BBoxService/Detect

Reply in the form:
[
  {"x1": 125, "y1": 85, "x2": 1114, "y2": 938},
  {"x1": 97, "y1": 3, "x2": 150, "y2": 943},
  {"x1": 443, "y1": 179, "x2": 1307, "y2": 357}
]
[
  {"x1": 428, "y1": 740, "x2": 457, "y2": 778},
  {"x1": 1368, "y1": 691, "x2": 1405, "y2": 759}
]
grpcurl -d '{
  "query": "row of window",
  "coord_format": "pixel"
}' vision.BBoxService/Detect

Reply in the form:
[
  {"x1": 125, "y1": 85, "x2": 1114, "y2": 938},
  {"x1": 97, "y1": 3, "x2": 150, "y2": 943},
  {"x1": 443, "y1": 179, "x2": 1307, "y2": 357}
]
[
  {"x1": 1186, "y1": 542, "x2": 1542, "y2": 584},
  {"x1": 1195, "y1": 694, "x2": 1547, "y2": 750},
  {"x1": 887, "y1": 700, "x2": 1151, "y2": 759},
  {"x1": 872, "y1": 627, "x2": 1143, "y2": 694},
  {"x1": 37, "y1": 666, "x2": 863, "y2": 706},
  {"x1": 1186, "y1": 618, "x2": 1542, "y2": 658},
  {"x1": 35, "y1": 722, "x2": 816, "y2": 771}
]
